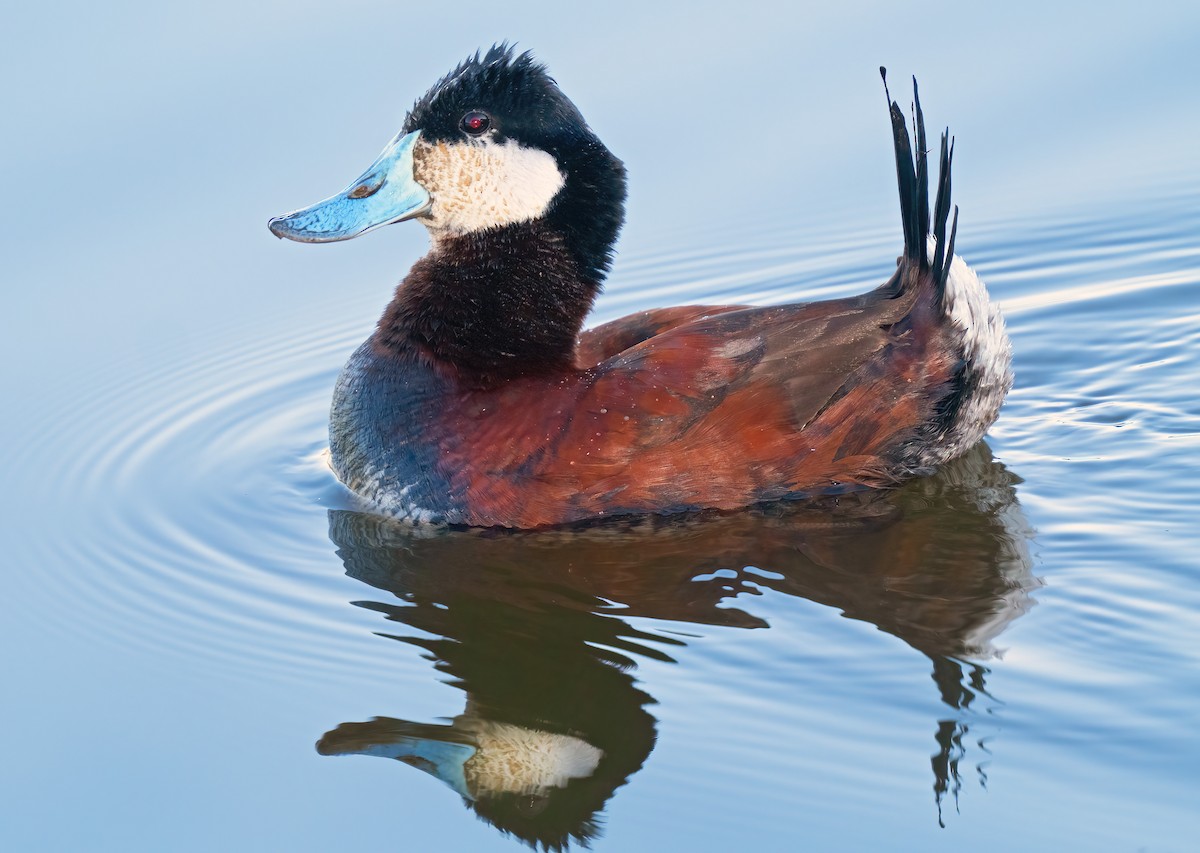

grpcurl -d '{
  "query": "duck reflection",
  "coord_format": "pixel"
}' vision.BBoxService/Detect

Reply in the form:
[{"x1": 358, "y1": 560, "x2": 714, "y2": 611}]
[{"x1": 318, "y1": 444, "x2": 1038, "y2": 847}]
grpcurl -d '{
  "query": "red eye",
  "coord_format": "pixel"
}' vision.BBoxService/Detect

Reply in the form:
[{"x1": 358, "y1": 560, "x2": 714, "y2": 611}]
[{"x1": 460, "y1": 111, "x2": 491, "y2": 135}]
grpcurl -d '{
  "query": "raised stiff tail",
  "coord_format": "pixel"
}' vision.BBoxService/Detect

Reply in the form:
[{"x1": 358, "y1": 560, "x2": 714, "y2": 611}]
[{"x1": 880, "y1": 67, "x2": 958, "y2": 299}]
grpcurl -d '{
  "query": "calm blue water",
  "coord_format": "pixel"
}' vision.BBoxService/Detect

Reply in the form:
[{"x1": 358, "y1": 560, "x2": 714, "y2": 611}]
[{"x1": 4, "y1": 2, "x2": 1200, "y2": 851}]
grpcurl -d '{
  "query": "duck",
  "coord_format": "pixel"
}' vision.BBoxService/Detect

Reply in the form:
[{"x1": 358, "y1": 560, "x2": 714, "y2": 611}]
[{"x1": 268, "y1": 45, "x2": 1012, "y2": 528}]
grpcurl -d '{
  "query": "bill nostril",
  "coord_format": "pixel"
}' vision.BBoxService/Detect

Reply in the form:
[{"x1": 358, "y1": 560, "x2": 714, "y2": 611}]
[{"x1": 349, "y1": 176, "x2": 384, "y2": 199}]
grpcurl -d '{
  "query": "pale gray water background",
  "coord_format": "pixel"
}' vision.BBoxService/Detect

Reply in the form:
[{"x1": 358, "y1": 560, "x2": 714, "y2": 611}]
[{"x1": 3, "y1": 1, "x2": 1200, "y2": 850}]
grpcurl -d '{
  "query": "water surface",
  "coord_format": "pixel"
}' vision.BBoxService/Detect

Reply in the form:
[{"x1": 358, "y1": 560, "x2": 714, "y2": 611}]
[{"x1": 3, "y1": 3, "x2": 1200, "y2": 851}]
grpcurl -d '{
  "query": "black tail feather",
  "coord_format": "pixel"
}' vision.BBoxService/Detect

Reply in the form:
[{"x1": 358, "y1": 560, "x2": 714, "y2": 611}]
[
  {"x1": 880, "y1": 68, "x2": 957, "y2": 299},
  {"x1": 943, "y1": 205, "x2": 959, "y2": 281},
  {"x1": 913, "y1": 78, "x2": 930, "y2": 258},
  {"x1": 886, "y1": 98, "x2": 921, "y2": 266},
  {"x1": 931, "y1": 133, "x2": 954, "y2": 284}
]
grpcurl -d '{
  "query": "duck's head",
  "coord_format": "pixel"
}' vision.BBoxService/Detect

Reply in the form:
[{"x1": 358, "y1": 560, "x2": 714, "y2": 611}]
[{"x1": 269, "y1": 45, "x2": 627, "y2": 282}]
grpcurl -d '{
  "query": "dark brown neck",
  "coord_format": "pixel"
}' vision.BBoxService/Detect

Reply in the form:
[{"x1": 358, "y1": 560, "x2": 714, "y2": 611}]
[{"x1": 372, "y1": 221, "x2": 599, "y2": 384}]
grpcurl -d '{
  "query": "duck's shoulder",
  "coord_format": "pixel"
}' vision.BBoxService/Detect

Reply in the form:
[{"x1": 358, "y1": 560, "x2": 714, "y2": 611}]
[
  {"x1": 576, "y1": 287, "x2": 922, "y2": 428},
  {"x1": 575, "y1": 305, "x2": 748, "y2": 368}
]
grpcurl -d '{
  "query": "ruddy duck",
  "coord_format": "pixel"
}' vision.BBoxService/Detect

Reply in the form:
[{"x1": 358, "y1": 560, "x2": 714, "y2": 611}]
[{"x1": 269, "y1": 46, "x2": 1012, "y2": 528}]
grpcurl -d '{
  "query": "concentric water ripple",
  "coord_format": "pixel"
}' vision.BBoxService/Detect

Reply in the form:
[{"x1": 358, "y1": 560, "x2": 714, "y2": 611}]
[{"x1": 16, "y1": 312, "x2": 373, "y2": 684}]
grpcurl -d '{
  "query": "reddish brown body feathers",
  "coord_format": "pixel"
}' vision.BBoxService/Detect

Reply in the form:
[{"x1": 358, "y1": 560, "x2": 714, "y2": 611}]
[{"x1": 398, "y1": 270, "x2": 960, "y2": 528}]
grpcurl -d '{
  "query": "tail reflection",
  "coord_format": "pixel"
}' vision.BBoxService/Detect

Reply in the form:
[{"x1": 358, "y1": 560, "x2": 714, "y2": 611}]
[{"x1": 318, "y1": 444, "x2": 1038, "y2": 847}]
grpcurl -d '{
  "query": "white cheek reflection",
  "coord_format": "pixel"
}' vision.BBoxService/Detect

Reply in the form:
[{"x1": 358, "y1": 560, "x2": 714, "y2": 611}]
[{"x1": 465, "y1": 722, "x2": 604, "y2": 796}]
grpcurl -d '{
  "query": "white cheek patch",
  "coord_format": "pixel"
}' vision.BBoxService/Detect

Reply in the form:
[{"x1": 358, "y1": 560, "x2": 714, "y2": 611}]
[{"x1": 413, "y1": 138, "x2": 566, "y2": 236}]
